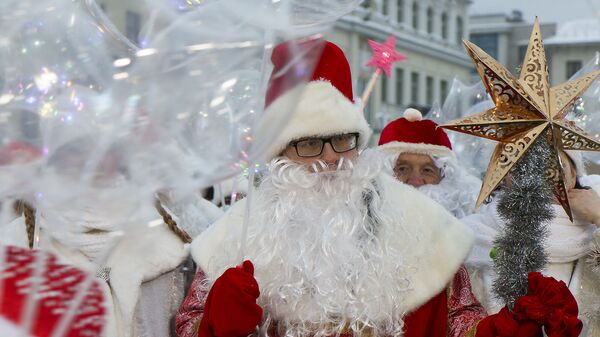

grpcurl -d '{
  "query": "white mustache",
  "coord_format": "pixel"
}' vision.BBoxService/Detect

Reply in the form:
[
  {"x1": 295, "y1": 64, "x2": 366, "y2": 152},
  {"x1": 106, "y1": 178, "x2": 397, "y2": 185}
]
[{"x1": 310, "y1": 157, "x2": 354, "y2": 173}]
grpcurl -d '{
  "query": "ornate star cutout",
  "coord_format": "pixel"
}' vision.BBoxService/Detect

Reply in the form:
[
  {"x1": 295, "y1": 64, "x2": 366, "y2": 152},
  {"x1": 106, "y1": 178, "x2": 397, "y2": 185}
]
[
  {"x1": 365, "y1": 35, "x2": 407, "y2": 77},
  {"x1": 441, "y1": 18, "x2": 600, "y2": 220}
]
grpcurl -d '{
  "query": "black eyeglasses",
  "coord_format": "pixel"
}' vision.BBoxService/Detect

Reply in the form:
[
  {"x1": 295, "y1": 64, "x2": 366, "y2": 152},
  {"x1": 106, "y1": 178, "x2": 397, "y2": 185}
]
[{"x1": 289, "y1": 133, "x2": 359, "y2": 157}]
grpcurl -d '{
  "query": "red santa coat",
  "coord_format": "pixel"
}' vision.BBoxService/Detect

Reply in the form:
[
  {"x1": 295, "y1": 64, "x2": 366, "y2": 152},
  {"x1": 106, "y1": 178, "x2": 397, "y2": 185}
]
[
  {"x1": 176, "y1": 265, "x2": 484, "y2": 337},
  {"x1": 179, "y1": 173, "x2": 483, "y2": 336}
]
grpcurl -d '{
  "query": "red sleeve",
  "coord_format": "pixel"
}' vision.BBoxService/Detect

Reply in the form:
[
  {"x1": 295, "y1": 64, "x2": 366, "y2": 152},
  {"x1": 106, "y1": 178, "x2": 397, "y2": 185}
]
[
  {"x1": 176, "y1": 269, "x2": 210, "y2": 337},
  {"x1": 447, "y1": 265, "x2": 488, "y2": 337}
]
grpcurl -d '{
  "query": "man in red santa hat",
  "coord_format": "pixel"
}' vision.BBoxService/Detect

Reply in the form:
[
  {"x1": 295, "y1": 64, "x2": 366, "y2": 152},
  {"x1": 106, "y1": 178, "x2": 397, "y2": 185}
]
[
  {"x1": 378, "y1": 110, "x2": 481, "y2": 219},
  {"x1": 176, "y1": 39, "x2": 485, "y2": 337}
]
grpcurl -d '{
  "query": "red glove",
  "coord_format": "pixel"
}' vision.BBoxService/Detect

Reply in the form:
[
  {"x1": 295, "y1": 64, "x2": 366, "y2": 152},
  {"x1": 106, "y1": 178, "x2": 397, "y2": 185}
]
[
  {"x1": 476, "y1": 272, "x2": 582, "y2": 337},
  {"x1": 476, "y1": 307, "x2": 542, "y2": 337},
  {"x1": 198, "y1": 260, "x2": 263, "y2": 337}
]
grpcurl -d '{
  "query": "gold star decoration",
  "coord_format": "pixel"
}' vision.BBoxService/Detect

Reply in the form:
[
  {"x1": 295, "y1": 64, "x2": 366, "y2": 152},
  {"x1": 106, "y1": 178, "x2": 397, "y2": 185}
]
[{"x1": 441, "y1": 18, "x2": 600, "y2": 220}]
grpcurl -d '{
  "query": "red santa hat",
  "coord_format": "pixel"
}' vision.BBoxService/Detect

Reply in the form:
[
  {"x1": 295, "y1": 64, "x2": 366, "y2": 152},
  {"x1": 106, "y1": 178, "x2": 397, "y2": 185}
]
[
  {"x1": 378, "y1": 108, "x2": 454, "y2": 159},
  {"x1": 0, "y1": 245, "x2": 106, "y2": 337},
  {"x1": 261, "y1": 39, "x2": 371, "y2": 160}
]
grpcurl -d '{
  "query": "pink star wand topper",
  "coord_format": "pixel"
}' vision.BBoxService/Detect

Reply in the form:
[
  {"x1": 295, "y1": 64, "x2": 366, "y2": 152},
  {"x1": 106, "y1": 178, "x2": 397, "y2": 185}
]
[{"x1": 362, "y1": 35, "x2": 407, "y2": 105}]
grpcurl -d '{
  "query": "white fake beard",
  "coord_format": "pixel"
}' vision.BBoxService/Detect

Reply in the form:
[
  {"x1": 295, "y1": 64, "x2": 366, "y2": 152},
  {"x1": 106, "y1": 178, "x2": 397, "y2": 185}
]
[
  {"x1": 214, "y1": 149, "x2": 413, "y2": 337},
  {"x1": 416, "y1": 157, "x2": 481, "y2": 219}
]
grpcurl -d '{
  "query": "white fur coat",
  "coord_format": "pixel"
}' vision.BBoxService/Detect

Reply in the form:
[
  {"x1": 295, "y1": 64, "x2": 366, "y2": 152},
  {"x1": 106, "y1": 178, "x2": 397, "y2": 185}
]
[{"x1": 191, "y1": 172, "x2": 474, "y2": 313}]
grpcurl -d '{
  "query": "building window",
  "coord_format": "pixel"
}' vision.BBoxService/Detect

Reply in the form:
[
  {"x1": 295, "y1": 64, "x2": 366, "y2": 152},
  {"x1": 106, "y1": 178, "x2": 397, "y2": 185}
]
[
  {"x1": 381, "y1": 75, "x2": 388, "y2": 103},
  {"x1": 411, "y1": 71, "x2": 419, "y2": 104},
  {"x1": 412, "y1": 2, "x2": 419, "y2": 30},
  {"x1": 440, "y1": 79, "x2": 449, "y2": 104},
  {"x1": 566, "y1": 61, "x2": 583, "y2": 79},
  {"x1": 456, "y1": 16, "x2": 464, "y2": 45},
  {"x1": 441, "y1": 12, "x2": 448, "y2": 40},
  {"x1": 397, "y1": 0, "x2": 404, "y2": 23},
  {"x1": 382, "y1": 0, "x2": 388, "y2": 16},
  {"x1": 427, "y1": 7, "x2": 434, "y2": 34},
  {"x1": 426, "y1": 76, "x2": 434, "y2": 105},
  {"x1": 396, "y1": 68, "x2": 404, "y2": 105},
  {"x1": 125, "y1": 10, "x2": 141, "y2": 45},
  {"x1": 470, "y1": 33, "x2": 499, "y2": 59}
]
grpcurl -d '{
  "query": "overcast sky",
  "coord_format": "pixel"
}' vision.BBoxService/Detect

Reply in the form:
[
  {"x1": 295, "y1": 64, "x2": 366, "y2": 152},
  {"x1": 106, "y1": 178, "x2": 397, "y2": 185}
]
[{"x1": 469, "y1": 0, "x2": 600, "y2": 25}]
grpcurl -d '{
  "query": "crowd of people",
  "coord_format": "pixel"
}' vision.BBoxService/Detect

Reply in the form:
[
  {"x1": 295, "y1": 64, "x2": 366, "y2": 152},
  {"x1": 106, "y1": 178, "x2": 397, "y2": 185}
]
[{"x1": 2, "y1": 38, "x2": 600, "y2": 337}]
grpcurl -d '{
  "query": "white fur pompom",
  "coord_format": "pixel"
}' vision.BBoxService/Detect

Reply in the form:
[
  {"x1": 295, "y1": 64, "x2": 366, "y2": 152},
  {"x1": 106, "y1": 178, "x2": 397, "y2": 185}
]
[{"x1": 404, "y1": 108, "x2": 423, "y2": 122}]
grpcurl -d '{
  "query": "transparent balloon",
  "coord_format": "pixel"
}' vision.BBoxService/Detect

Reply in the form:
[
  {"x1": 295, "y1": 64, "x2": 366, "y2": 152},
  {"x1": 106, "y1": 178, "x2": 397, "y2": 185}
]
[
  {"x1": 220, "y1": 0, "x2": 362, "y2": 34},
  {"x1": 0, "y1": 2, "x2": 148, "y2": 336},
  {"x1": 0, "y1": 0, "x2": 355, "y2": 244},
  {"x1": 111, "y1": 0, "x2": 343, "y2": 196},
  {"x1": 430, "y1": 78, "x2": 496, "y2": 179},
  {"x1": 564, "y1": 52, "x2": 600, "y2": 165},
  {"x1": 0, "y1": 0, "x2": 137, "y2": 200},
  {"x1": 134, "y1": 0, "x2": 362, "y2": 47},
  {"x1": 0, "y1": 0, "x2": 357, "y2": 335}
]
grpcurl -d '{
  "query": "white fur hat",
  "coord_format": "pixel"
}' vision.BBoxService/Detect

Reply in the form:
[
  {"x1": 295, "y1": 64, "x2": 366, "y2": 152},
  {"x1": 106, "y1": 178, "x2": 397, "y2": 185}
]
[
  {"x1": 261, "y1": 81, "x2": 372, "y2": 161},
  {"x1": 377, "y1": 108, "x2": 455, "y2": 159}
]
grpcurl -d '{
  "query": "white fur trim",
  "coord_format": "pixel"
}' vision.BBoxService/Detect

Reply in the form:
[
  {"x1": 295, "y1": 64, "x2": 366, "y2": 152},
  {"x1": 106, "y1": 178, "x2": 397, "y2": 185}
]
[
  {"x1": 0, "y1": 216, "x2": 29, "y2": 248},
  {"x1": 376, "y1": 174, "x2": 474, "y2": 310},
  {"x1": 259, "y1": 81, "x2": 372, "y2": 161},
  {"x1": 404, "y1": 108, "x2": 423, "y2": 122},
  {"x1": 106, "y1": 223, "x2": 188, "y2": 336},
  {"x1": 378, "y1": 141, "x2": 455, "y2": 159},
  {"x1": 191, "y1": 173, "x2": 473, "y2": 312},
  {"x1": 565, "y1": 150, "x2": 586, "y2": 177}
]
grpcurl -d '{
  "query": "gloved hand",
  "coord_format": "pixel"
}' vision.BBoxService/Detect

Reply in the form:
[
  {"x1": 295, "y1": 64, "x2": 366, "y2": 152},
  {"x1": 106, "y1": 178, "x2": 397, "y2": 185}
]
[
  {"x1": 198, "y1": 260, "x2": 263, "y2": 337},
  {"x1": 475, "y1": 307, "x2": 542, "y2": 337}
]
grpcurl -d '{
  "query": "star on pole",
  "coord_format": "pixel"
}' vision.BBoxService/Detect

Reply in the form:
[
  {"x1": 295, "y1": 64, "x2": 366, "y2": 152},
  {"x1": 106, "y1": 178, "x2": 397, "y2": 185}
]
[
  {"x1": 361, "y1": 35, "x2": 407, "y2": 104},
  {"x1": 365, "y1": 35, "x2": 407, "y2": 77},
  {"x1": 441, "y1": 18, "x2": 600, "y2": 220}
]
